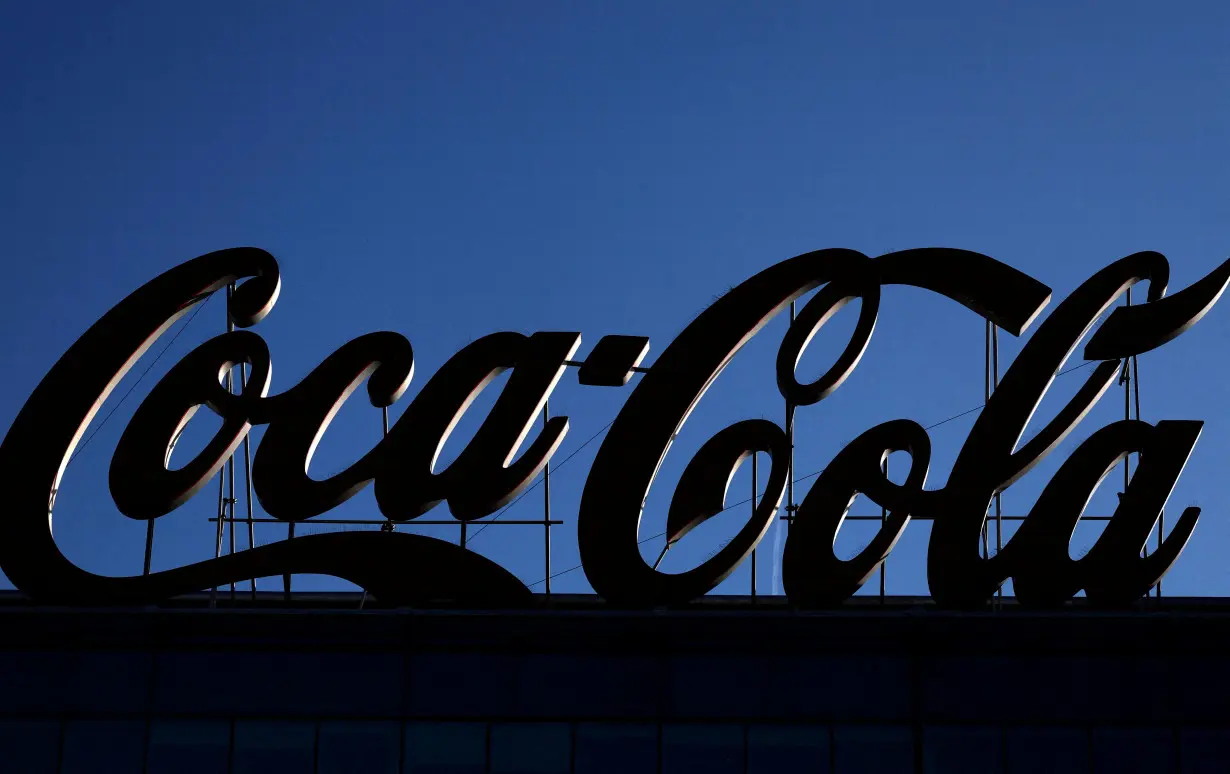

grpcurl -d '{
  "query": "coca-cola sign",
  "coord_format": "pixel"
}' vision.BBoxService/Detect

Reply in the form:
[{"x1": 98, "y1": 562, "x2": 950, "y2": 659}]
[{"x1": 1, "y1": 246, "x2": 1226, "y2": 609}]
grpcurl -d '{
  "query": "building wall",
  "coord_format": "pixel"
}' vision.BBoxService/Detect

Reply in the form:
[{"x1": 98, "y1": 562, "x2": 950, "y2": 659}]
[{"x1": 1, "y1": 595, "x2": 1228, "y2": 773}]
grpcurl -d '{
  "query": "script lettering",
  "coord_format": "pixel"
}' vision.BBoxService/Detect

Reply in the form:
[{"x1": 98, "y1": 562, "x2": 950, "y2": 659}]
[
  {"x1": 576, "y1": 247, "x2": 1051, "y2": 607},
  {"x1": 2, "y1": 244, "x2": 1227, "y2": 609},
  {"x1": 928, "y1": 251, "x2": 1230, "y2": 608},
  {"x1": 0, "y1": 249, "x2": 530, "y2": 606}
]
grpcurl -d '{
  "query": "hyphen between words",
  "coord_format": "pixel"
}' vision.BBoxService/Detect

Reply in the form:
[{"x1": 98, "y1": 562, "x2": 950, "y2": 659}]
[{"x1": 1, "y1": 247, "x2": 1227, "y2": 610}]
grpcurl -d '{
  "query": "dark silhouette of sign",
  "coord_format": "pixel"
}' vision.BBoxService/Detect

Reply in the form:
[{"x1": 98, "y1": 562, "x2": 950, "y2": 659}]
[{"x1": 0, "y1": 246, "x2": 1226, "y2": 609}]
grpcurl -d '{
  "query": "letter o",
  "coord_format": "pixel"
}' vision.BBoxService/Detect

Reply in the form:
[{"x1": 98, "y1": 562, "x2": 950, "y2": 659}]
[{"x1": 776, "y1": 269, "x2": 879, "y2": 407}]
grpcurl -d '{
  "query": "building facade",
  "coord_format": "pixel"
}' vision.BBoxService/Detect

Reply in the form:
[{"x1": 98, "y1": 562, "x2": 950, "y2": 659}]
[{"x1": 1, "y1": 591, "x2": 1228, "y2": 773}]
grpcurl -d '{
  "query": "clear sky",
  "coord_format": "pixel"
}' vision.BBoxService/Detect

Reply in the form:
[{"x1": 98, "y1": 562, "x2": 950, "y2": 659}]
[{"x1": 2, "y1": 1, "x2": 1229, "y2": 600}]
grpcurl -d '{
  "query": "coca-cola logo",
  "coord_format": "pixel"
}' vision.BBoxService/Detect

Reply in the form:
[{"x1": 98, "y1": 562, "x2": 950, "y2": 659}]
[{"x1": 1, "y1": 246, "x2": 1226, "y2": 609}]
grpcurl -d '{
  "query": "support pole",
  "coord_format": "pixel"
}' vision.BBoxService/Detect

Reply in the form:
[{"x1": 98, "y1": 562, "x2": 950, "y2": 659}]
[
  {"x1": 787, "y1": 301, "x2": 795, "y2": 531},
  {"x1": 154, "y1": 424, "x2": 189, "y2": 577},
  {"x1": 242, "y1": 362, "x2": 256, "y2": 601},
  {"x1": 992, "y1": 324, "x2": 1002, "y2": 552},
  {"x1": 982, "y1": 320, "x2": 991, "y2": 564},
  {"x1": 210, "y1": 288, "x2": 232, "y2": 608},
  {"x1": 1137, "y1": 352, "x2": 1159, "y2": 596},
  {"x1": 210, "y1": 452, "x2": 225, "y2": 608},
  {"x1": 880, "y1": 456, "x2": 887, "y2": 603},
  {"x1": 1122, "y1": 288, "x2": 1138, "y2": 593},
  {"x1": 225, "y1": 283, "x2": 236, "y2": 601},
  {"x1": 543, "y1": 401, "x2": 552, "y2": 598},
  {"x1": 143, "y1": 521, "x2": 155, "y2": 576},
  {"x1": 360, "y1": 407, "x2": 394, "y2": 610},
  {"x1": 1123, "y1": 288, "x2": 1158, "y2": 596},
  {"x1": 380, "y1": 407, "x2": 392, "y2": 535},
  {"x1": 992, "y1": 323, "x2": 1002, "y2": 605},
  {"x1": 751, "y1": 453, "x2": 758, "y2": 599},
  {"x1": 652, "y1": 543, "x2": 670, "y2": 570},
  {"x1": 282, "y1": 522, "x2": 294, "y2": 603}
]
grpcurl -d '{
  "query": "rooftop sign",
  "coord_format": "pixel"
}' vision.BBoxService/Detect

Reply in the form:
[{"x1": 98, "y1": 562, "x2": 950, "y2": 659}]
[{"x1": 2, "y1": 247, "x2": 1227, "y2": 609}]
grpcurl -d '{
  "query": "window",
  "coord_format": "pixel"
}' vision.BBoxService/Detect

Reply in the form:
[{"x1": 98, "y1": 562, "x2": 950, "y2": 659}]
[
  {"x1": 1083, "y1": 658, "x2": 1171, "y2": 725},
  {"x1": 147, "y1": 719, "x2": 230, "y2": 774},
  {"x1": 1091, "y1": 727, "x2": 1174, "y2": 774},
  {"x1": 519, "y1": 654, "x2": 660, "y2": 718},
  {"x1": 924, "y1": 725, "x2": 1001, "y2": 773},
  {"x1": 408, "y1": 653, "x2": 520, "y2": 718},
  {"x1": 231, "y1": 719, "x2": 315, "y2": 774},
  {"x1": 404, "y1": 721, "x2": 486, "y2": 774},
  {"x1": 575, "y1": 723, "x2": 657, "y2": 774},
  {"x1": 71, "y1": 651, "x2": 153, "y2": 714},
  {"x1": 60, "y1": 719, "x2": 146, "y2": 774},
  {"x1": 747, "y1": 724, "x2": 829, "y2": 773},
  {"x1": 1004, "y1": 726, "x2": 1089, "y2": 774},
  {"x1": 1179, "y1": 728, "x2": 1230, "y2": 774},
  {"x1": 490, "y1": 723, "x2": 571, "y2": 774},
  {"x1": 923, "y1": 656, "x2": 1122, "y2": 725},
  {"x1": 667, "y1": 655, "x2": 761, "y2": 719},
  {"x1": 832, "y1": 725, "x2": 913, "y2": 774},
  {"x1": 1175, "y1": 657, "x2": 1230, "y2": 723},
  {"x1": 157, "y1": 651, "x2": 401, "y2": 717},
  {"x1": 0, "y1": 651, "x2": 150, "y2": 715},
  {"x1": 0, "y1": 652, "x2": 68, "y2": 713},
  {"x1": 662, "y1": 724, "x2": 743, "y2": 774},
  {"x1": 668, "y1": 655, "x2": 910, "y2": 720},
  {"x1": 318, "y1": 721, "x2": 401, "y2": 774},
  {"x1": 0, "y1": 719, "x2": 60, "y2": 774},
  {"x1": 801, "y1": 657, "x2": 912, "y2": 721}
]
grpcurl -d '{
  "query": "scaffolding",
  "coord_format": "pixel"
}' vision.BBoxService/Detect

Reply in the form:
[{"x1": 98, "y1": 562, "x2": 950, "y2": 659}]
[{"x1": 143, "y1": 283, "x2": 1161, "y2": 606}]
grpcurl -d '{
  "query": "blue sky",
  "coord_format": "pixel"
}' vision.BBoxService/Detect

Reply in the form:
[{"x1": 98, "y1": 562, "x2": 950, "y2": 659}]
[{"x1": 2, "y1": 1, "x2": 1229, "y2": 599}]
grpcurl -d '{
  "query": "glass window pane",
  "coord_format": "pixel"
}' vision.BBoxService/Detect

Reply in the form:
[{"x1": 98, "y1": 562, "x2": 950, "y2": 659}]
[
  {"x1": 748, "y1": 724, "x2": 829, "y2": 773},
  {"x1": 1180, "y1": 728, "x2": 1230, "y2": 774},
  {"x1": 924, "y1": 725, "x2": 1002, "y2": 774},
  {"x1": 662, "y1": 724, "x2": 743, "y2": 774},
  {"x1": 408, "y1": 653, "x2": 519, "y2": 718},
  {"x1": 669, "y1": 655, "x2": 909, "y2": 721},
  {"x1": 0, "y1": 651, "x2": 151, "y2": 715},
  {"x1": 158, "y1": 651, "x2": 402, "y2": 717},
  {"x1": 405, "y1": 722, "x2": 486, "y2": 774},
  {"x1": 0, "y1": 719, "x2": 60, "y2": 774},
  {"x1": 1175, "y1": 657, "x2": 1230, "y2": 723},
  {"x1": 490, "y1": 723, "x2": 571, "y2": 774},
  {"x1": 318, "y1": 721, "x2": 401, "y2": 774},
  {"x1": 61, "y1": 719, "x2": 145, "y2": 774},
  {"x1": 1092, "y1": 727, "x2": 1174, "y2": 774},
  {"x1": 520, "y1": 654, "x2": 660, "y2": 718},
  {"x1": 833, "y1": 725, "x2": 913, "y2": 774},
  {"x1": 147, "y1": 719, "x2": 230, "y2": 774},
  {"x1": 232, "y1": 720, "x2": 315, "y2": 774},
  {"x1": 575, "y1": 723, "x2": 657, "y2": 774},
  {"x1": 0, "y1": 652, "x2": 70, "y2": 714},
  {"x1": 1004, "y1": 726, "x2": 1089, "y2": 774},
  {"x1": 925, "y1": 655, "x2": 1128, "y2": 725},
  {"x1": 72, "y1": 652, "x2": 153, "y2": 714}
]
